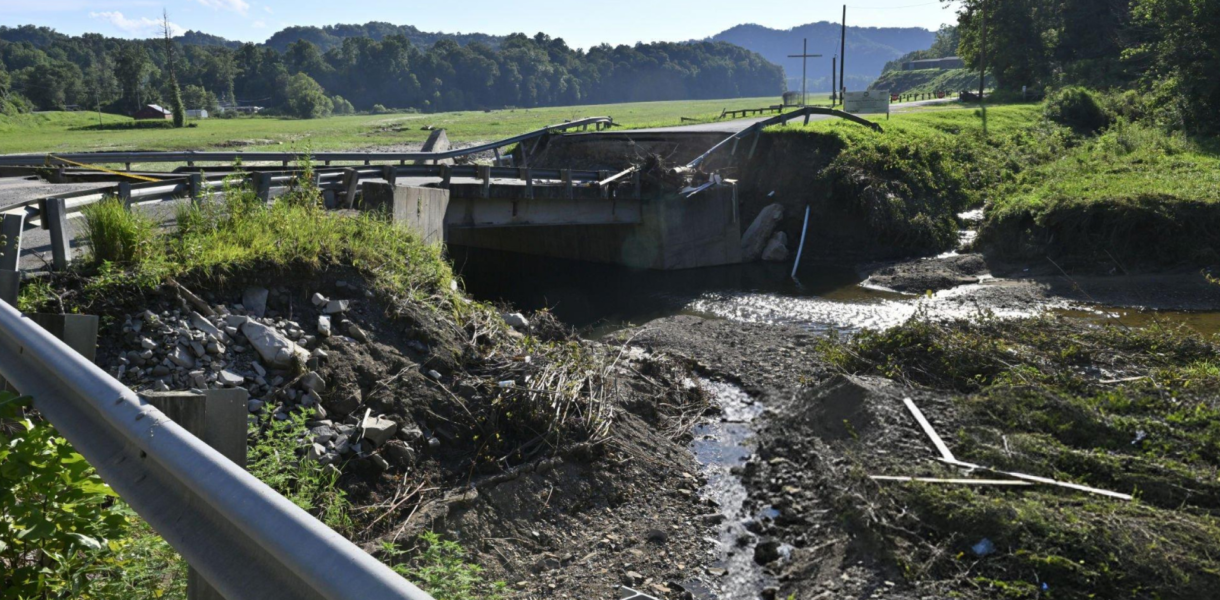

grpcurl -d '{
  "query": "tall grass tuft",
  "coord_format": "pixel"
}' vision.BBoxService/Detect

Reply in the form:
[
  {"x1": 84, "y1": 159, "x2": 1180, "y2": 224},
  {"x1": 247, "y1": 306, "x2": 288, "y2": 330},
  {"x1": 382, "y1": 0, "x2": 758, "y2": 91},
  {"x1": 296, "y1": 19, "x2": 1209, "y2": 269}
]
[{"x1": 81, "y1": 197, "x2": 158, "y2": 266}]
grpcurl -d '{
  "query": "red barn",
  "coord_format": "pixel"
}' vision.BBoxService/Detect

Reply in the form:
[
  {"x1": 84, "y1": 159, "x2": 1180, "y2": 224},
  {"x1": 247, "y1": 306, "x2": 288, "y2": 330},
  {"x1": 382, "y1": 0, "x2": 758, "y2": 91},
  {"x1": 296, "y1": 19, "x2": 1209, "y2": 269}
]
[{"x1": 133, "y1": 104, "x2": 172, "y2": 120}]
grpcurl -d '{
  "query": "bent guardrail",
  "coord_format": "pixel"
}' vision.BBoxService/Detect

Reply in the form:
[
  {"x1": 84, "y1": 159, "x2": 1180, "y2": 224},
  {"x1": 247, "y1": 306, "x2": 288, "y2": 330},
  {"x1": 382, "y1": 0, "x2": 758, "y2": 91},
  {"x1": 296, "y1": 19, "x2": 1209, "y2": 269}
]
[
  {"x1": 685, "y1": 106, "x2": 883, "y2": 170},
  {"x1": 0, "y1": 299, "x2": 435, "y2": 600}
]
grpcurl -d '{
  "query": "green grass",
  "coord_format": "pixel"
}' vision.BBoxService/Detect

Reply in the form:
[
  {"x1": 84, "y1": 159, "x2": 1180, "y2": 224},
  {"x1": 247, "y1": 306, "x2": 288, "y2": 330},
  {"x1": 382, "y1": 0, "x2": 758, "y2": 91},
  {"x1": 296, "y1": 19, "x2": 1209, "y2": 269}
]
[
  {"x1": 979, "y1": 122, "x2": 1220, "y2": 265},
  {"x1": 0, "y1": 97, "x2": 824, "y2": 159},
  {"x1": 869, "y1": 68, "x2": 995, "y2": 96},
  {"x1": 819, "y1": 316, "x2": 1220, "y2": 598}
]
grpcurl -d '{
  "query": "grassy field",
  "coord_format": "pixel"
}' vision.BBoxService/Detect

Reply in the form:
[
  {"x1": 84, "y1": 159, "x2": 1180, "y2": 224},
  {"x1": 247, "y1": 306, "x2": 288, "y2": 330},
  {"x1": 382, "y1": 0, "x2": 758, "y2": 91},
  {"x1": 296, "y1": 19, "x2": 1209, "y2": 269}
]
[{"x1": 0, "y1": 96, "x2": 830, "y2": 156}]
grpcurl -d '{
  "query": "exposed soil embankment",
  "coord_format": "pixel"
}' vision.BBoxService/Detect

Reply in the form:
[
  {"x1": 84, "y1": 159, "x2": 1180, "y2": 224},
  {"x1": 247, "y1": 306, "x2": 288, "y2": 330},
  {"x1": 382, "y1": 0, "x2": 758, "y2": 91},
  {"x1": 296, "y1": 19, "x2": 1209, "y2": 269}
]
[{"x1": 46, "y1": 260, "x2": 721, "y2": 599}]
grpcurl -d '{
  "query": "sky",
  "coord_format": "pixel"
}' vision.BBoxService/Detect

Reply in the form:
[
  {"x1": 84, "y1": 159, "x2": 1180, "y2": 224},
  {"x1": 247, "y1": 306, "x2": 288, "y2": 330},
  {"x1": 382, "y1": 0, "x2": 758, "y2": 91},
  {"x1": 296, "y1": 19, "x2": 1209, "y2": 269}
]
[{"x1": 1, "y1": 0, "x2": 960, "y2": 48}]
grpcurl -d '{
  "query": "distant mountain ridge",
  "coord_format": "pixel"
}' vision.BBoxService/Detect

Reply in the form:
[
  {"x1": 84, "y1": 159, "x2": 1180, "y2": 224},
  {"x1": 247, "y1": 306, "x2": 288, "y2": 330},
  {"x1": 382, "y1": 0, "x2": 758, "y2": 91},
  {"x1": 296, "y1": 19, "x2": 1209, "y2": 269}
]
[{"x1": 707, "y1": 22, "x2": 936, "y2": 91}]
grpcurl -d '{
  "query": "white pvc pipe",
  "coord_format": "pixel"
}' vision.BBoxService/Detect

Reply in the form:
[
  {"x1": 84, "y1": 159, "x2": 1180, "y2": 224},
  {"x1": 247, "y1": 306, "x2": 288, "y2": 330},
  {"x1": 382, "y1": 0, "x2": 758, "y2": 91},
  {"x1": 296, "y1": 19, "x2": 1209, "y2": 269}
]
[{"x1": 791, "y1": 204, "x2": 811, "y2": 279}]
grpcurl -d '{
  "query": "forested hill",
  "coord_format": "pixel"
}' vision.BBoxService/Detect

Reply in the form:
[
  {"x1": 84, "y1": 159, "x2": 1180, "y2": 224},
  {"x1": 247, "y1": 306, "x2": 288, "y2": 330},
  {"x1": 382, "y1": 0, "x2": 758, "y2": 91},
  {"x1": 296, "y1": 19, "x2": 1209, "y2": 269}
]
[
  {"x1": 0, "y1": 25, "x2": 784, "y2": 117},
  {"x1": 263, "y1": 23, "x2": 504, "y2": 53},
  {"x1": 708, "y1": 22, "x2": 935, "y2": 91}
]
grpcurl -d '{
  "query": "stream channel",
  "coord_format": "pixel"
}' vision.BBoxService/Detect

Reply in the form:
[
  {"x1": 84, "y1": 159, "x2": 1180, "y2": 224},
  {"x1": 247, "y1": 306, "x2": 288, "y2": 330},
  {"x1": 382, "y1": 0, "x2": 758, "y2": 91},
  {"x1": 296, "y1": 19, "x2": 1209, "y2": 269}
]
[{"x1": 450, "y1": 245, "x2": 1220, "y2": 599}]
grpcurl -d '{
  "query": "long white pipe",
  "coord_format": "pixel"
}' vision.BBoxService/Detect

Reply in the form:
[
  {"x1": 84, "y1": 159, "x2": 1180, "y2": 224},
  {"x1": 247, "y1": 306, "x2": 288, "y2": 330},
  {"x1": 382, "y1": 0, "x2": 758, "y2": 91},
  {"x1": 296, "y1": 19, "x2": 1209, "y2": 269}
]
[{"x1": 791, "y1": 204, "x2": 811, "y2": 279}]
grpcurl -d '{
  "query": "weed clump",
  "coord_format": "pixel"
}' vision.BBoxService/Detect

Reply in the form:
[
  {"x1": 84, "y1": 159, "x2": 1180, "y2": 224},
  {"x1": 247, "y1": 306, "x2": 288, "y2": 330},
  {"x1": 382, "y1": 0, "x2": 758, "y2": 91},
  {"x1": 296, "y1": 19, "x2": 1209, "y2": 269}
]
[
  {"x1": 1043, "y1": 86, "x2": 1112, "y2": 134},
  {"x1": 81, "y1": 196, "x2": 158, "y2": 266}
]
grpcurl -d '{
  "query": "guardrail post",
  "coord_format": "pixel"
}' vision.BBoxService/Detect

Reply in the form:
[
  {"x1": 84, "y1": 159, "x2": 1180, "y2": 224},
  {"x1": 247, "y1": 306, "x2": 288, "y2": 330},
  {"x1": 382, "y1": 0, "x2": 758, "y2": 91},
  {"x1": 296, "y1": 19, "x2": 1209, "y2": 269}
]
[
  {"x1": 342, "y1": 168, "x2": 359, "y2": 208},
  {"x1": 632, "y1": 170, "x2": 641, "y2": 200},
  {"x1": 478, "y1": 165, "x2": 491, "y2": 198},
  {"x1": 492, "y1": 148, "x2": 502, "y2": 168},
  {"x1": 519, "y1": 168, "x2": 533, "y2": 199},
  {"x1": 440, "y1": 165, "x2": 451, "y2": 190},
  {"x1": 252, "y1": 172, "x2": 272, "y2": 205},
  {"x1": 117, "y1": 181, "x2": 132, "y2": 205},
  {"x1": 747, "y1": 131, "x2": 762, "y2": 159},
  {"x1": 599, "y1": 170, "x2": 610, "y2": 200},
  {"x1": 188, "y1": 173, "x2": 204, "y2": 204},
  {"x1": 561, "y1": 169, "x2": 573, "y2": 200},
  {"x1": 381, "y1": 165, "x2": 397, "y2": 187},
  {"x1": 0, "y1": 214, "x2": 21, "y2": 306},
  {"x1": 1, "y1": 213, "x2": 24, "y2": 273},
  {"x1": 45, "y1": 198, "x2": 71, "y2": 272},
  {"x1": 142, "y1": 388, "x2": 248, "y2": 600}
]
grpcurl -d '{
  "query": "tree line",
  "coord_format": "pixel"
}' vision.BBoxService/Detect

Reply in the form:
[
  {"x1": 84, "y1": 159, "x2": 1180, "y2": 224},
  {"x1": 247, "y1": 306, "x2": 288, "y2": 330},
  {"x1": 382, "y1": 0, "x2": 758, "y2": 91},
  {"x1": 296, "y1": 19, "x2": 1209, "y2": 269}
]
[
  {"x1": 951, "y1": 0, "x2": 1219, "y2": 132},
  {"x1": 0, "y1": 24, "x2": 785, "y2": 119}
]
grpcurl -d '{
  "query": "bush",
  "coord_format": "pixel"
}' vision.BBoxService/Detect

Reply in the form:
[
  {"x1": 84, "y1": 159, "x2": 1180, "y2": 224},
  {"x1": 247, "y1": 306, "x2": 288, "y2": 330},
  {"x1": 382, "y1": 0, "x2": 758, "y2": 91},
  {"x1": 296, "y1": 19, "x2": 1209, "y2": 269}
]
[
  {"x1": 331, "y1": 95, "x2": 355, "y2": 115},
  {"x1": 371, "y1": 104, "x2": 389, "y2": 114},
  {"x1": 0, "y1": 392, "x2": 130, "y2": 598},
  {"x1": 81, "y1": 197, "x2": 158, "y2": 266},
  {"x1": 1043, "y1": 86, "x2": 1112, "y2": 133}
]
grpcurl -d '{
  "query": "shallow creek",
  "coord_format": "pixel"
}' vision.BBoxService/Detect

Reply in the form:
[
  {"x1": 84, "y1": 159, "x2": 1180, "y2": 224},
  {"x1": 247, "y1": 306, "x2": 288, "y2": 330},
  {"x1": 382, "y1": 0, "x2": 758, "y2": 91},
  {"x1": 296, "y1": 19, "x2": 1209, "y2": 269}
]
[{"x1": 452, "y1": 245, "x2": 1220, "y2": 599}]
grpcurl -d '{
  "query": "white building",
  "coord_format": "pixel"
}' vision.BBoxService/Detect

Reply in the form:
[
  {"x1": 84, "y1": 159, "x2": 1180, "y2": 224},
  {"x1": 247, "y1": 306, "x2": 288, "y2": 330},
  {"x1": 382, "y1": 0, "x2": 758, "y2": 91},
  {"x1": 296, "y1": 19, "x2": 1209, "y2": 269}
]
[{"x1": 185, "y1": 109, "x2": 209, "y2": 119}]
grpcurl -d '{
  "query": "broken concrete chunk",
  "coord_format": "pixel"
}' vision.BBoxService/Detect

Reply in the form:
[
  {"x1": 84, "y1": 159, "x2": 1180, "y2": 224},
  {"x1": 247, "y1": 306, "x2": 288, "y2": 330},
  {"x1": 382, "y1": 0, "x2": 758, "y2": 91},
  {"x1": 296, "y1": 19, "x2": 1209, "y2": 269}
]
[
  {"x1": 324, "y1": 299, "x2": 349, "y2": 314},
  {"x1": 168, "y1": 346, "x2": 195, "y2": 368},
  {"x1": 240, "y1": 320, "x2": 309, "y2": 369},
  {"x1": 361, "y1": 415, "x2": 398, "y2": 447},
  {"x1": 346, "y1": 322, "x2": 369, "y2": 343},
  {"x1": 317, "y1": 315, "x2": 331, "y2": 338},
  {"x1": 741, "y1": 203, "x2": 784, "y2": 262},
  {"x1": 502, "y1": 312, "x2": 530, "y2": 329},
  {"x1": 217, "y1": 370, "x2": 244, "y2": 387},
  {"x1": 190, "y1": 311, "x2": 223, "y2": 338},
  {"x1": 761, "y1": 231, "x2": 789, "y2": 262},
  {"x1": 223, "y1": 314, "x2": 249, "y2": 328},
  {"x1": 311, "y1": 292, "x2": 328, "y2": 307}
]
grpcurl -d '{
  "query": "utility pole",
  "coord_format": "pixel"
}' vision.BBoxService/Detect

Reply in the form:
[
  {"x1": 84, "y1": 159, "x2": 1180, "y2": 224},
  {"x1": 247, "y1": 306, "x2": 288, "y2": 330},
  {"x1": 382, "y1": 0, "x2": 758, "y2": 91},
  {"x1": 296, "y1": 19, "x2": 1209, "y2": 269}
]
[
  {"x1": 839, "y1": 6, "x2": 847, "y2": 100},
  {"x1": 831, "y1": 56, "x2": 837, "y2": 107},
  {"x1": 787, "y1": 38, "x2": 821, "y2": 106}
]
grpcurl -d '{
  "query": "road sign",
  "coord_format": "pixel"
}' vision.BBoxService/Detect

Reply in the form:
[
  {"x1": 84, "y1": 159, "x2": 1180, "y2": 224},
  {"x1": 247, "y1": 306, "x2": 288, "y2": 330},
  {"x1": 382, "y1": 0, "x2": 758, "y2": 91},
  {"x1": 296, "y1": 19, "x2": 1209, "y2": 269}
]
[{"x1": 844, "y1": 90, "x2": 890, "y2": 116}]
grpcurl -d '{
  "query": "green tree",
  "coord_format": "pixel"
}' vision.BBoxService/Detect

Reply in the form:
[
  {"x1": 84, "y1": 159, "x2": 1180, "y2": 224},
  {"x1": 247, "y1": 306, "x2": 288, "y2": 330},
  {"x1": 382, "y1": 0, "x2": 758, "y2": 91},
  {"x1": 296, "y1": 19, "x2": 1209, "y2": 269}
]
[
  {"x1": 1131, "y1": 0, "x2": 1220, "y2": 132},
  {"x1": 114, "y1": 44, "x2": 153, "y2": 113},
  {"x1": 181, "y1": 84, "x2": 219, "y2": 113},
  {"x1": 284, "y1": 72, "x2": 333, "y2": 118},
  {"x1": 161, "y1": 11, "x2": 186, "y2": 127}
]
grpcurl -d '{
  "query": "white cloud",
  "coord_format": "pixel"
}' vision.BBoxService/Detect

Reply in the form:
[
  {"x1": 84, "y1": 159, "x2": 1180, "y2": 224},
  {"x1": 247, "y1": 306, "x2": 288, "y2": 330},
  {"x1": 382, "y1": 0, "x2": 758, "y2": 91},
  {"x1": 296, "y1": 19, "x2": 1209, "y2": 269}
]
[
  {"x1": 90, "y1": 11, "x2": 184, "y2": 37},
  {"x1": 263, "y1": 5, "x2": 273, "y2": 13},
  {"x1": 252, "y1": 20, "x2": 266, "y2": 28},
  {"x1": 196, "y1": 0, "x2": 250, "y2": 14}
]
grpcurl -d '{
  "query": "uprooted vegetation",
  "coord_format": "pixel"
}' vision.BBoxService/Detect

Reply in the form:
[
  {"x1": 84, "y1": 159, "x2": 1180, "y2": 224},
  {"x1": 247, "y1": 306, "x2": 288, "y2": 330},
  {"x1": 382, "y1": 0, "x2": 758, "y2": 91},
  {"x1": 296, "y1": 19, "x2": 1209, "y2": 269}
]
[
  {"x1": 770, "y1": 316, "x2": 1220, "y2": 598},
  {"x1": 13, "y1": 175, "x2": 710, "y2": 598}
]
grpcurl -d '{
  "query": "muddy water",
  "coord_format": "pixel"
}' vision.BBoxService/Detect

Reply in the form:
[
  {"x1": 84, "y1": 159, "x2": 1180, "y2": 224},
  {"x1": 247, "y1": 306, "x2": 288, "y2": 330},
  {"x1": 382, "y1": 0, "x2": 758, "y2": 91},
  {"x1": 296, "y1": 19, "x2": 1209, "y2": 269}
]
[
  {"x1": 683, "y1": 379, "x2": 776, "y2": 600},
  {"x1": 452, "y1": 247, "x2": 1045, "y2": 336}
]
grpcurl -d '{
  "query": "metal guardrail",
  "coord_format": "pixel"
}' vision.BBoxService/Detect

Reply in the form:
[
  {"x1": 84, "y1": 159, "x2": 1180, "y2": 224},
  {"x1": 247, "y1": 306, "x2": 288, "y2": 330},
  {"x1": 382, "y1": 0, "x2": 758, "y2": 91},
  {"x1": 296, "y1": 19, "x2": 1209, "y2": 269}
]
[
  {"x1": 0, "y1": 163, "x2": 639, "y2": 272},
  {"x1": 0, "y1": 298, "x2": 435, "y2": 600},
  {"x1": 686, "y1": 106, "x2": 884, "y2": 169},
  {"x1": 0, "y1": 116, "x2": 615, "y2": 168}
]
